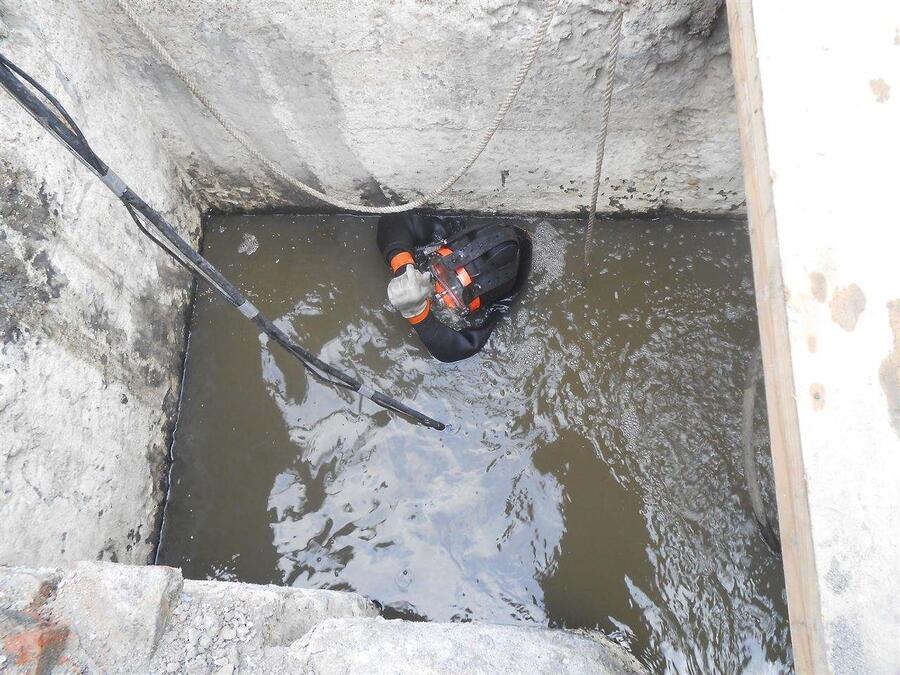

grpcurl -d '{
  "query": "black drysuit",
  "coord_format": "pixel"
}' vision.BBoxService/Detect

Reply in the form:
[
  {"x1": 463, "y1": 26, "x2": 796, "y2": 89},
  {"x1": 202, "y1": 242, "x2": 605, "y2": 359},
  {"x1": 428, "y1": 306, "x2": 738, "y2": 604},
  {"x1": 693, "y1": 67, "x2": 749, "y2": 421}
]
[{"x1": 377, "y1": 212, "x2": 531, "y2": 363}]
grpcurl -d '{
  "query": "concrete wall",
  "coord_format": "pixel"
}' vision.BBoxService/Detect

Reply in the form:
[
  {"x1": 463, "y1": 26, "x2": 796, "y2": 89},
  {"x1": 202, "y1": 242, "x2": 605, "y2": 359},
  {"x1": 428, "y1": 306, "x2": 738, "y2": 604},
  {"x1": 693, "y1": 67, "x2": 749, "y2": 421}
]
[
  {"x1": 0, "y1": 0, "x2": 740, "y2": 567},
  {"x1": 99, "y1": 0, "x2": 741, "y2": 214},
  {"x1": 0, "y1": 1, "x2": 200, "y2": 566},
  {"x1": 0, "y1": 3, "x2": 744, "y2": 670}
]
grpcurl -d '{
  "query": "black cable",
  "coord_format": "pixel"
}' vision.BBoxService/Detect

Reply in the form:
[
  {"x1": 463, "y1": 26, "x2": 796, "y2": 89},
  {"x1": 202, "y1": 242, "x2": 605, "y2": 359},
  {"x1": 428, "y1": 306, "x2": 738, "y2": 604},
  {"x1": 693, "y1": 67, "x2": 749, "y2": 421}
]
[
  {"x1": 123, "y1": 201, "x2": 198, "y2": 279},
  {"x1": 0, "y1": 53, "x2": 89, "y2": 146},
  {"x1": 124, "y1": 188, "x2": 436, "y2": 425},
  {"x1": 0, "y1": 53, "x2": 445, "y2": 431},
  {"x1": 0, "y1": 53, "x2": 107, "y2": 176}
]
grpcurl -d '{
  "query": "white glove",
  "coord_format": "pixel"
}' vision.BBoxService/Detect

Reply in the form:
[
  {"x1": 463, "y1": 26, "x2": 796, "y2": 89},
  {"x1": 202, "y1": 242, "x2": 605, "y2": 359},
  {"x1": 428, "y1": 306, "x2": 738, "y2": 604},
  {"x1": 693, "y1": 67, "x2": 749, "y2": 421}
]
[{"x1": 388, "y1": 265, "x2": 432, "y2": 318}]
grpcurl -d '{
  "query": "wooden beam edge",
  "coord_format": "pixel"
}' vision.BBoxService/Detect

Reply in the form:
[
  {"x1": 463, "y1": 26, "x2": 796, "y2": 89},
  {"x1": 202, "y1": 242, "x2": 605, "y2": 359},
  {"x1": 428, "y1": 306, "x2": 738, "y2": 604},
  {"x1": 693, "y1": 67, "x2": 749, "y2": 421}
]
[{"x1": 724, "y1": 1, "x2": 829, "y2": 672}]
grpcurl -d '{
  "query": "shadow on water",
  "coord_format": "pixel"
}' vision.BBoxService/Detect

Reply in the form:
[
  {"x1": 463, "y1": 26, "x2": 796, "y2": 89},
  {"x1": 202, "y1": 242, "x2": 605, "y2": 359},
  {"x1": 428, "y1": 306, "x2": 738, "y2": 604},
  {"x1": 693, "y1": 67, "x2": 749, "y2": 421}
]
[{"x1": 158, "y1": 214, "x2": 791, "y2": 672}]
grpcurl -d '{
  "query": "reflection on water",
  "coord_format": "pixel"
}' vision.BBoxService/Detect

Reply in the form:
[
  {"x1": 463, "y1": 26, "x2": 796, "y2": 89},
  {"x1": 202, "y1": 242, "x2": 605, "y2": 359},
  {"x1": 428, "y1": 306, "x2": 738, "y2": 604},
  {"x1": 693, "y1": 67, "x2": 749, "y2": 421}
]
[{"x1": 158, "y1": 214, "x2": 790, "y2": 672}]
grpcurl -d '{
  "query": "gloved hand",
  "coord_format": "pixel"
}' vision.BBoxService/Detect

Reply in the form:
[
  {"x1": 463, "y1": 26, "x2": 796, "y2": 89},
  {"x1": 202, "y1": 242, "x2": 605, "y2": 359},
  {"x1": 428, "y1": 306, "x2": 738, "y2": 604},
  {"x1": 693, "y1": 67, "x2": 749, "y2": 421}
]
[{"x1": 388, "y1": 265, "x2": 432, "y2": 318}]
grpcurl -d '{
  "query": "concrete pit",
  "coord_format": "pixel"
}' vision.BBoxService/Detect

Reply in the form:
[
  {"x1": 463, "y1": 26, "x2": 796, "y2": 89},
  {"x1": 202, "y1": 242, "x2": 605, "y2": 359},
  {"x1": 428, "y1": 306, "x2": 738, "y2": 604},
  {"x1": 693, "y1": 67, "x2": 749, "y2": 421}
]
[{"x1": 0, "y1": 0, "x2": 809, "y2": 672}]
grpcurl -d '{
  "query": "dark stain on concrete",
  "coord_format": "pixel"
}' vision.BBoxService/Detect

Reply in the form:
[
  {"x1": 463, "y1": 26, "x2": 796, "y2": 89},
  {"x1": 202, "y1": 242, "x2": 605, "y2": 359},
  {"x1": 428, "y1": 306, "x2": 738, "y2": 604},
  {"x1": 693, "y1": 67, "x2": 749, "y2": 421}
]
[
  {"x1": 185, "y1": 163, "x2": 327, "y2": 214},
  {"x1": 810, "y1": 271, "x2": 828, "y2": 303},
  {"x1": 30, "y1": 251, "x2": 66, "y2": 301},
  {"x1": 133, "y1": 294, "x2": 174, "y2": 361},
  {"x1": 880, "y1": 299, "x2": 900, "y2": 439},
  {"x1": 826, "y1": 557, "x2": 851, "y2": 595},
  {"x1": 830, "y1": 283, "x2": 866, "y2": 331},
  {"x1": 350, "y1": 177, "x2": 394, "y2": 208},
  {"x1": 85, "y1": 297, "x2": 126, "y2": 348},
  {"x1": 0, "y1": 168, "x2": 68, "y2": 345},
  {"x1": 829, "y1": 616, "x2": 867, "y2": 675},
  {"x1": 124, "y1": 524, "x2": 143, "y2": 553},
  {"x1": 96, "y1": 541, "x2": 119, "y2": 563},
  {"x1": 810, "y1": 383, "x2": 826, "y2": 411}
]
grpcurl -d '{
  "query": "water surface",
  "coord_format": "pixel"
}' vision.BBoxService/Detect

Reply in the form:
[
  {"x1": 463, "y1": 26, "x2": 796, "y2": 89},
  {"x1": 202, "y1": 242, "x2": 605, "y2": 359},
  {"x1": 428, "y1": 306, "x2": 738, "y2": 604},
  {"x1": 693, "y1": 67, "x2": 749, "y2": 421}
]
[{"x1": 158, "y1": 214, "x2": 789, "y2": 672}]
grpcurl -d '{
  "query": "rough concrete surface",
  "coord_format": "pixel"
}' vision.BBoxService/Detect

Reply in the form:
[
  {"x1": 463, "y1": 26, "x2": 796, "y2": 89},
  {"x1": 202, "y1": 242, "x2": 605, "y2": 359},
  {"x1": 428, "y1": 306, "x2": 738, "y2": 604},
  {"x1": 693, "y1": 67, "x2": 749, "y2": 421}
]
[
  {"x1": 0, "y1": 562, "x2": 643, "y2": 673},
  {"x1": 291, "y1": 617, "x2": 646, "y2": 674},
  {"x1": 0, "y1": 1, "x2": 200, "y2": 567},
  {"x1": 93, "y1": 0, "x2": 741, "y2": 214},
  {"x1": 52, "y1": 562, "x2": 183, "y2": 672}
]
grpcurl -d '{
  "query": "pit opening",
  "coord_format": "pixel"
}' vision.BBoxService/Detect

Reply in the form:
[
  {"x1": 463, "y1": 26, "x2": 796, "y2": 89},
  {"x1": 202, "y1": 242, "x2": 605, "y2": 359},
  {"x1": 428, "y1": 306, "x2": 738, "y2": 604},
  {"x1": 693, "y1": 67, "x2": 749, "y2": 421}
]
[{"x1": 156, "y1": 212, "x2": 789, "y2": 672}]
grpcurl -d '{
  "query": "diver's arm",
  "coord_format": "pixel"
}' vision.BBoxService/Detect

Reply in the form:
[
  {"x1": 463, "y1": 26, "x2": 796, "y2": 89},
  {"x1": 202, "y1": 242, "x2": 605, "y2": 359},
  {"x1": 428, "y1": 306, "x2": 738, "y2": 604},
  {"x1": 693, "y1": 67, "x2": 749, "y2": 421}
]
[
  {"x1": 376, "y1": 213, "x2": 439, "y2": 268},
  {"x1": 409, "y1": 312, "x2": 501, "y2": 363}
]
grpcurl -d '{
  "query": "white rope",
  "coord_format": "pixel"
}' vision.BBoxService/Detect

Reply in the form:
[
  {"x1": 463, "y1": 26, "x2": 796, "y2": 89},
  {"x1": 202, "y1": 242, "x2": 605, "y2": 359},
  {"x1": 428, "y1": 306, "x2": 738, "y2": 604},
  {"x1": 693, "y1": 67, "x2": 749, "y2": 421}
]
[
  {"x1": 115, "y1": 0, "x2": 560, "y2": 214},
  {"x1": 584, "y1": 9, "x2": 625, "y2": 266}
]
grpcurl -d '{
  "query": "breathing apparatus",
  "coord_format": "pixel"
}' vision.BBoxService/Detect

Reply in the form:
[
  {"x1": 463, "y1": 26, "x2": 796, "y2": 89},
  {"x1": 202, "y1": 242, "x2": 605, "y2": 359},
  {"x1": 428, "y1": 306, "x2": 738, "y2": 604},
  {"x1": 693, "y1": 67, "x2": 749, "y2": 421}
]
[{"x1": 417, "y1": 224, "x2": 522, "y2": 320}]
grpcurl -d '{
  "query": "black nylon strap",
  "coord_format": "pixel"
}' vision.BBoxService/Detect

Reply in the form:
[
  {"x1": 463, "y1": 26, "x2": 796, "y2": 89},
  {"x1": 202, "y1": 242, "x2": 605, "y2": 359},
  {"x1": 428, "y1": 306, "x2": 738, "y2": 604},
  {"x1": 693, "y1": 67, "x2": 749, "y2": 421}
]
[
  {"x1": 470, "y1": 260, "x2": 519, "y2": 297},
  {"x1": 444, "y1": 225, "x2": 518, "y2": 269},
  {"x1": 442, "y1": 221, "x2": 493, "y2": 246}
]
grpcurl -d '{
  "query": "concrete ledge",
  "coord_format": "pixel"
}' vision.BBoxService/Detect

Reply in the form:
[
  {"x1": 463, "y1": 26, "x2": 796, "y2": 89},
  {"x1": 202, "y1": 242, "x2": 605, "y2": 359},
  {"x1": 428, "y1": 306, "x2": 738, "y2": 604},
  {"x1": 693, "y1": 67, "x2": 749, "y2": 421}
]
[
  {"x1": 0, "y1": 561, "x2": 644, "y2": 673},
  {"x1": 0, "y1": 562, "x2": 377, "y2": 673},
  {"x1": 290, "y1": 616, "x2": 647, "y2": 674},
  {"x1": 51, "y1": 562, "x2": 183, "y2": 672},
  {"x1": 0, "y1": 567, "x2": 60, "y2": 613}
]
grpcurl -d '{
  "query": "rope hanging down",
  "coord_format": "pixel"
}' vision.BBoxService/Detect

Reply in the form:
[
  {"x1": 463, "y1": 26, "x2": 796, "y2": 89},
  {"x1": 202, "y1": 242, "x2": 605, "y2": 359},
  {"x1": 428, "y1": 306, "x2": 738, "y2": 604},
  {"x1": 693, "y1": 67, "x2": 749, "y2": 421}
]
[
  {"x1": 584, "y1": 9, "x2": 625, "y2": 266},
  {"x1": 115, "y1": 0, "x2": 560, "y2": 214}
]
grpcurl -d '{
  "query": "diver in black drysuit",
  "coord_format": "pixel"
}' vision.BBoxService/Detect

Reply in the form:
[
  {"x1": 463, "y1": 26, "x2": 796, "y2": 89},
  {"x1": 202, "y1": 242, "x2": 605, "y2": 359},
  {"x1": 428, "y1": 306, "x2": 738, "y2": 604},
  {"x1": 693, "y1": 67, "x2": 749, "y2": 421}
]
[{"x1": 377, "y1": 212, "x2": 532, "y2": 363}]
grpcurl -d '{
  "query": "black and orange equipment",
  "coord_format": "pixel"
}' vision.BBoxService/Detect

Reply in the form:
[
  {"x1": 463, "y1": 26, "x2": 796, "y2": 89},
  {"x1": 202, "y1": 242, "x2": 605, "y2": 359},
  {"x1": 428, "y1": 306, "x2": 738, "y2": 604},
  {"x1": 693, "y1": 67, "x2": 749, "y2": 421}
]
[
  {"x1": 421, "y1": 224, "x2": 522, "y2": 319},
  {"x1": 378, "y1": 213, "x2": 532, "y2": 362}
]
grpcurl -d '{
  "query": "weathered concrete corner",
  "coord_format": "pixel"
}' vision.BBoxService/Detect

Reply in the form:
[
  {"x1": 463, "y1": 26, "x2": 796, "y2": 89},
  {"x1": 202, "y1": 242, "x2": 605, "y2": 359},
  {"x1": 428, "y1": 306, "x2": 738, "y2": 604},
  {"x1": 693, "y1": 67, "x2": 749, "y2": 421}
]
[
  {"x1": 2, "y1": 562, "x2": 644, "y2": 674},
  {"x1": 0, "y1": 562, "x2": 380, "y2": 673},
  {"x1": 50, "y1": 562, "x2": 183, "y2": 672},
  {"x1": 0, "y1": 0, "x2": 200, "y2": 569}
]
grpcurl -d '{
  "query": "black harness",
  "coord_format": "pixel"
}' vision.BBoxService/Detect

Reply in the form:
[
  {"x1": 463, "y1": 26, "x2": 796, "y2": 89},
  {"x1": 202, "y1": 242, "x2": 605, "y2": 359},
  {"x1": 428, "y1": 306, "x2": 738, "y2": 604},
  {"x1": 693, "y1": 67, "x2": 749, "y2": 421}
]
[{"x1": 417, "y1": 223, "x2": 521, "y2": 315}]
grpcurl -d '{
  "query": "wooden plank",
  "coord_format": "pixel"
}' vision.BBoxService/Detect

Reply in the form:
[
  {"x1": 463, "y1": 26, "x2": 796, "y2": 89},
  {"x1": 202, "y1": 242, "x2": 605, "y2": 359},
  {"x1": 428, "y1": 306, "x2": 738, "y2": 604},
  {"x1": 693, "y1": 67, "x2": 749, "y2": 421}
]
[{"x1": 724, "y1": 2, "x2": 829, "y2": 672}]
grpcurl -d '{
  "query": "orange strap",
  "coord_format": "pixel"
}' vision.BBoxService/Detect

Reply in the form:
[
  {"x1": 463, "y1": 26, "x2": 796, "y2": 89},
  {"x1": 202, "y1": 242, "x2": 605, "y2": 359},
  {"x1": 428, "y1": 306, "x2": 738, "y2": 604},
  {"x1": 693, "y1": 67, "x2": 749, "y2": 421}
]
[
  {"x1": 434, "y1": 245, "x2": 483, "y2": 312},
  {"x1": 456, "y1": 266, "x2": 473, "y2": 286},
  {"x1": 390, "y1": 251, "x2": 415, "y2": 273},
  {"x1": 407, "y1": 298, "x2": 431, "y2": 325}
]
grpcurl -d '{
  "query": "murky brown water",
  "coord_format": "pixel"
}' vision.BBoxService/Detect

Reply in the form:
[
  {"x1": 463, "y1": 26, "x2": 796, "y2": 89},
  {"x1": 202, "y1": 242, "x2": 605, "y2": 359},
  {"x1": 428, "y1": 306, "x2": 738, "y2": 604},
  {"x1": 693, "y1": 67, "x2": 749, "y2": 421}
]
[{"x1": 158, "y1": 214, "x2": 790, "y2": 672}]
